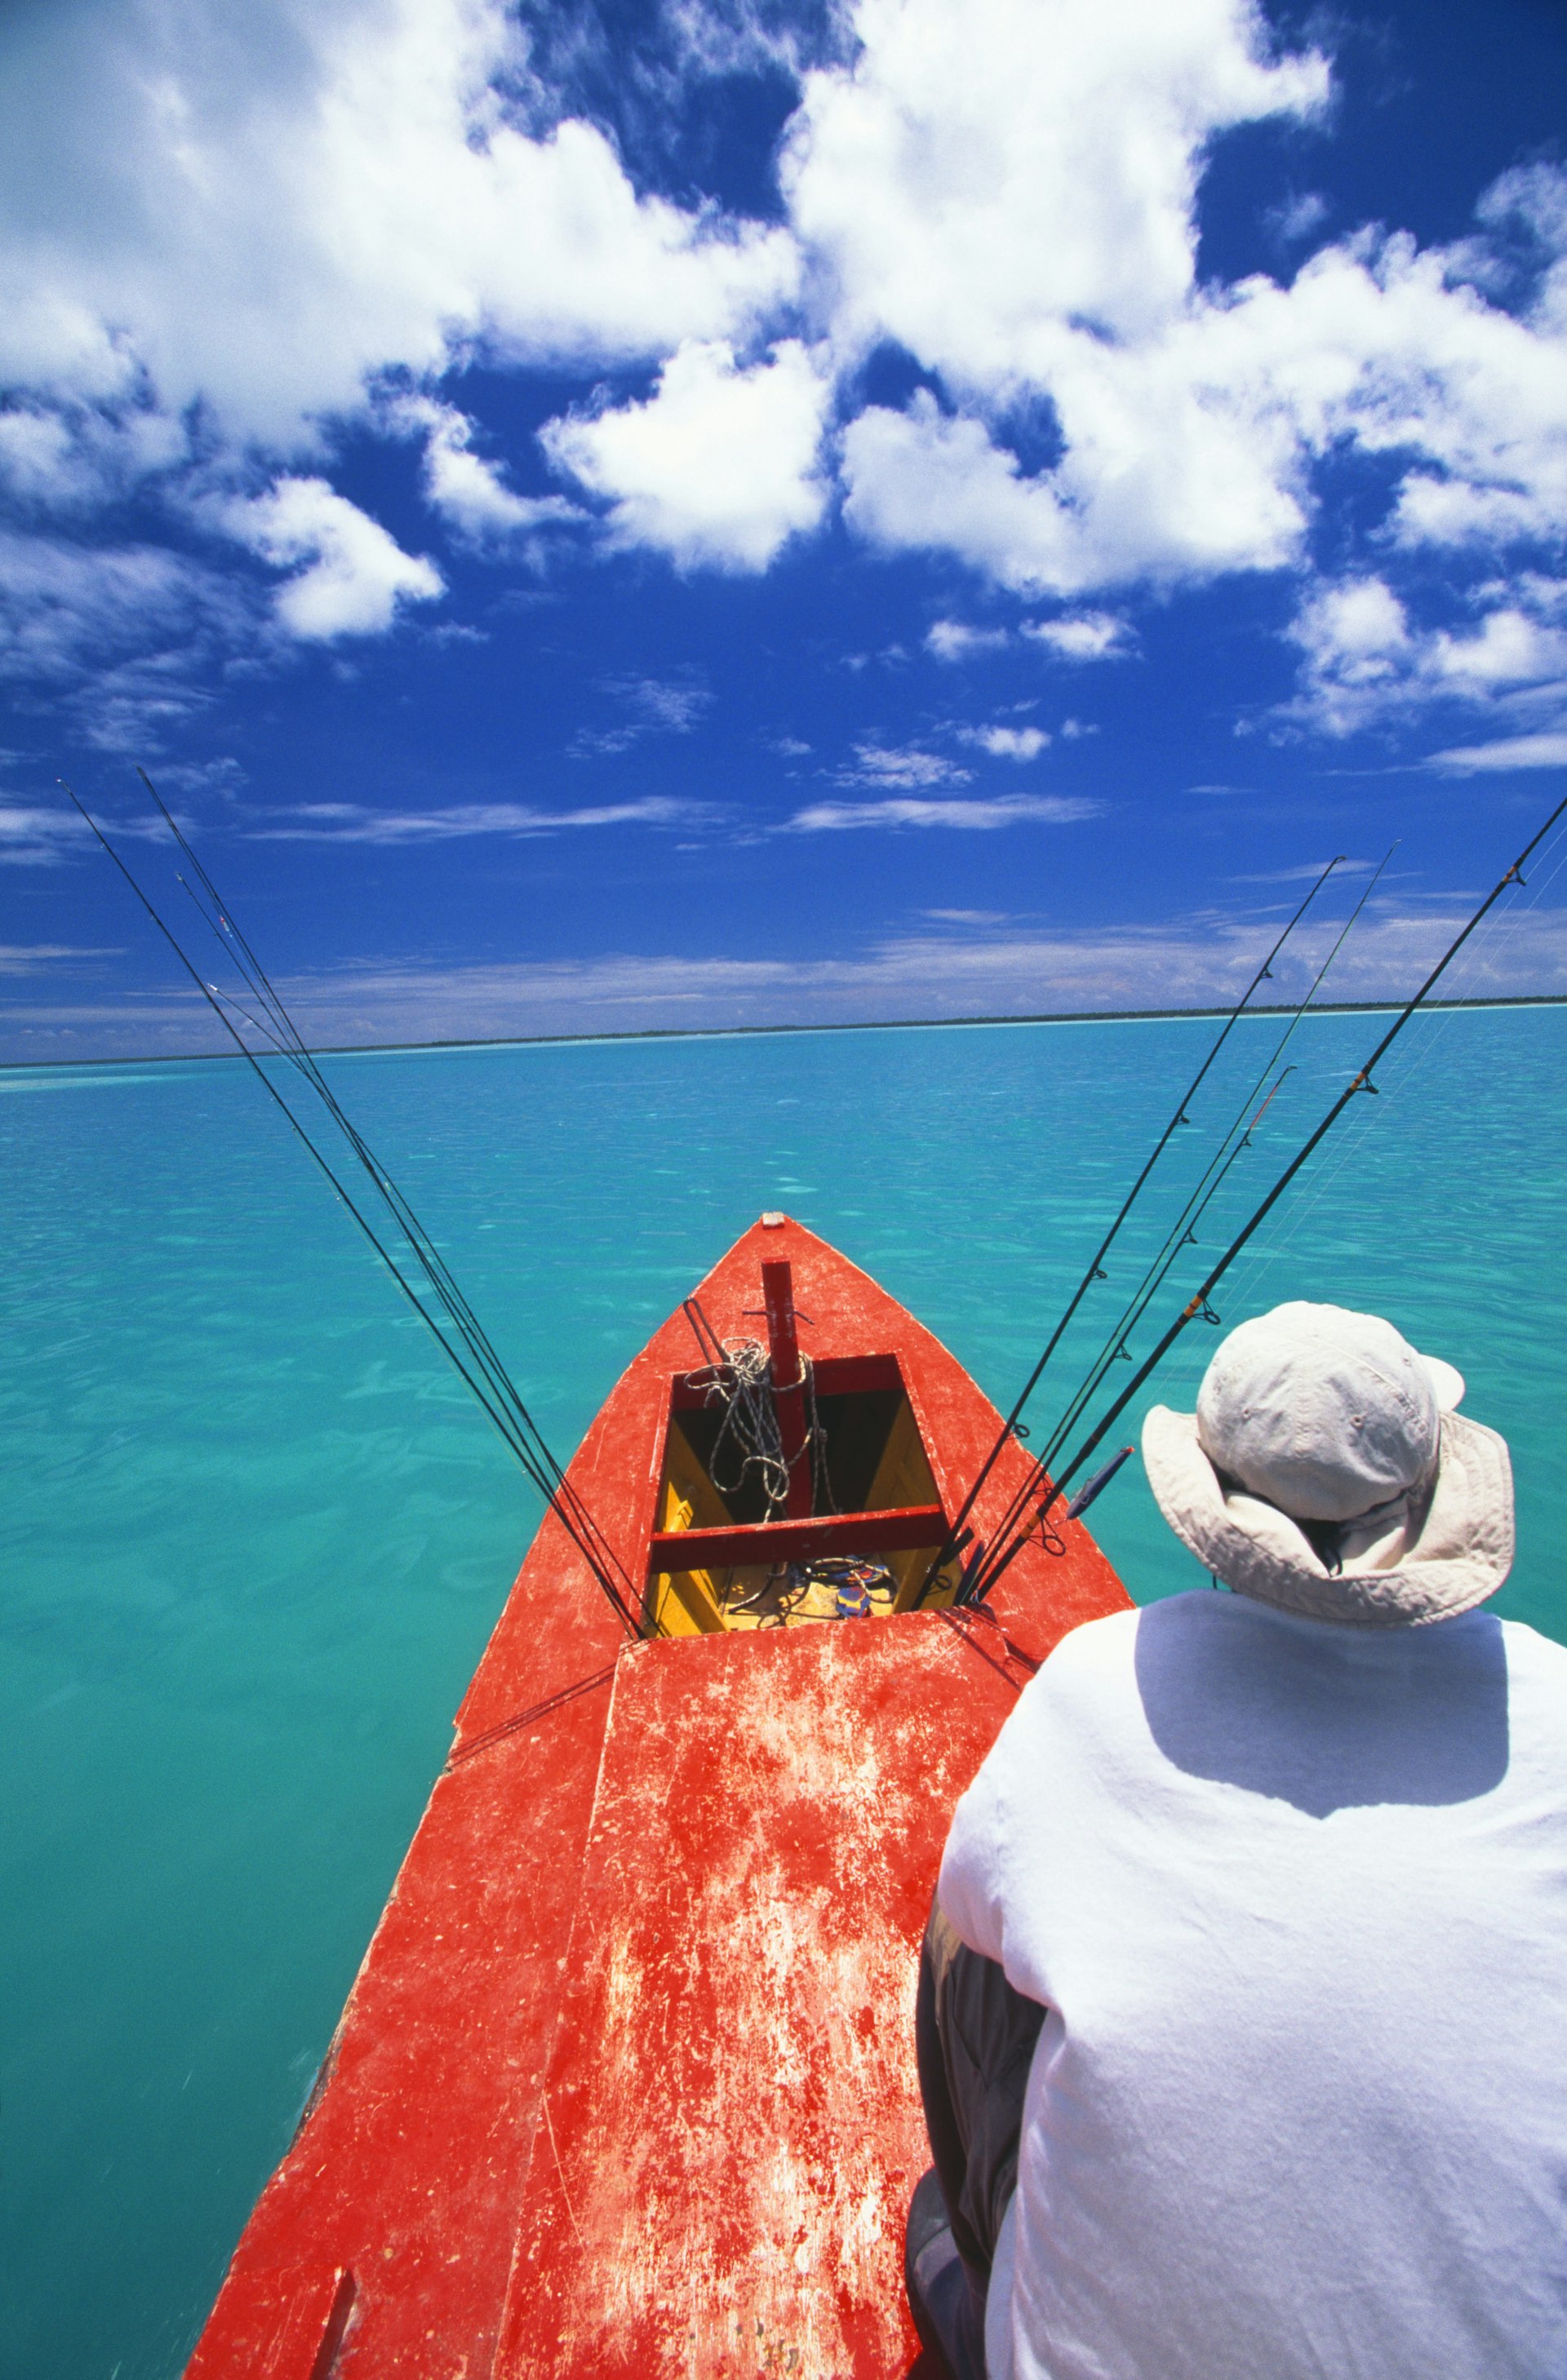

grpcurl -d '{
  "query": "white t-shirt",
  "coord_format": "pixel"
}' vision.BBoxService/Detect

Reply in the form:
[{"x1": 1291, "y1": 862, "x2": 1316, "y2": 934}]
[{"x1": 939, "y1": 1591, "x2": 1567, "y2": 2380}]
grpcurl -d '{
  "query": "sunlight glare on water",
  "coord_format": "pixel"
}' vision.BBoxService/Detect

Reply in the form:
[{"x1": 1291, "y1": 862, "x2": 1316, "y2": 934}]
[{"x1": 1, "y1": 1006, "x2": 1563, "y2": 2376}]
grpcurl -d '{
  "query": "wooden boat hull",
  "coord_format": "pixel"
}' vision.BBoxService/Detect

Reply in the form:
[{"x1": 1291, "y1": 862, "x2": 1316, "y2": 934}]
[{"x1": 186, "y1": 1215, "x2": 1131, "y2": 2378}]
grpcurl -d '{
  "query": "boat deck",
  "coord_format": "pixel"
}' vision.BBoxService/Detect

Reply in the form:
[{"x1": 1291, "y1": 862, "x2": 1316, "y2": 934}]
[{"x1": 186, "y1": 1216, "x2": 1131, "y2": 2379}]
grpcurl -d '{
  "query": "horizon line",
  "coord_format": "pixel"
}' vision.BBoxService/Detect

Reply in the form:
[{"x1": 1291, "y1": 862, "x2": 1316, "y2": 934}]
[{"x1": 2, "y1": 990, "x2": 1564, "y2": 1074}]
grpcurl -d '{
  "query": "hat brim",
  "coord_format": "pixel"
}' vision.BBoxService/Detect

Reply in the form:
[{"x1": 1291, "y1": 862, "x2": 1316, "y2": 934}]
[{"x1": 1143, "y1": 1403, "x2": 1512, "y2": 1627}]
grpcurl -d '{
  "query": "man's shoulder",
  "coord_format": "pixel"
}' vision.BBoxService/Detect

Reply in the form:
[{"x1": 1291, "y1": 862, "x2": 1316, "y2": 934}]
[
  {"x1": 1500, "y1": 1615, "x2": 1567, "y2": 1673},
  {"x1": 1040, "y1": 1593, "x2": 1211, "y2": 1679},
  {"x1": 1015, "y1": 1599, "x2": 1164, "y2": 1731},
  {"x1": 1499, "y1": 1616, "x2": 1567, "y2": 1715}
]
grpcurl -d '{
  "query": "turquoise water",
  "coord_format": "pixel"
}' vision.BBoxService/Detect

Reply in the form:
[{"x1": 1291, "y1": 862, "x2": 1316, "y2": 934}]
[{"x1": 2, "y1": 1006, "x2": 1563, "y2": 2378}]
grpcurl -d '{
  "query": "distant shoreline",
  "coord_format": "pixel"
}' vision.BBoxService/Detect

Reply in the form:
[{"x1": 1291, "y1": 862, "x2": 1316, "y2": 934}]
[{"x1": 3, "y1": 991, "x2": 1564, "y2": 1073}]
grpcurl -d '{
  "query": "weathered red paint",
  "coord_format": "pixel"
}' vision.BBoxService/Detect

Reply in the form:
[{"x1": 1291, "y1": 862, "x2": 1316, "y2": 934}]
[{"x1": 187, "y1": 1217, "x2": 1131, "y2": 2378}]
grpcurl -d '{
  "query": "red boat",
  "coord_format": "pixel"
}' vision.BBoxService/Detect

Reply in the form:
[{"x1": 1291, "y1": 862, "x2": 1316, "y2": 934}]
[{"x1": 186, "y1": 1212, "x2": 1130, "y2": 2379}]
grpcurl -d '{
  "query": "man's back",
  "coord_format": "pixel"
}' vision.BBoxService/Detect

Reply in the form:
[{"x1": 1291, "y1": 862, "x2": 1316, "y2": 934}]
[{"x1": 940, "y1": 1593, "x2": 1567, "y2": 2380}]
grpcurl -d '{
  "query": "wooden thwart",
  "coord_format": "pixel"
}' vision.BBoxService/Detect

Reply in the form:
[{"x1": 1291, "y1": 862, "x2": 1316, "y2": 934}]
[{"x1": 648, "y1": 1501, "x2": 945, "y2": 1576}]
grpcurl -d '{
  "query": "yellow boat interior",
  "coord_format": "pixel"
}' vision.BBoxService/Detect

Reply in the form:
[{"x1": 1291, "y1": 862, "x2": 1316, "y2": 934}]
[{"x1": 649, "y1": 1323, "x2": 963, "y2": 1636}]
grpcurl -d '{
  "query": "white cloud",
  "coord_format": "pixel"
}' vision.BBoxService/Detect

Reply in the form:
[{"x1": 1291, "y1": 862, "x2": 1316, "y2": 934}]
[
  {"x1": 0, "y1": 803, "x2": 91, "y2": 866},
  {"x1": 1268, "y1": 192, "x2": 1330, "y2": 246},
  {"x1": 797, "y1": 2, "x2": 1567, "y2": 629},
  {"x1": 2, "y1": 0, "x2": 1566, "y2": 729},
  {"x1": 1428, "y1": 731, "x2": 1567, "y2": 773},
  {"x1": 0, "y1": 531, "x2": 249, "y2": 700},
  {"x1": 0, "y1": 401, "x2": 187, "y2": 512},
  {"x1": 19, "y1": 897, "x2": 1565, "y2": 1061},
  {"x1": 837, "y1": 742, "x2": 972, "y2": 787},
  {"x1": 0, "y1": 783, "x2": 195, "y2": 862},
  {"x1": 568, "y1": 675, "x2": 711, "y2": 756},
  {"x1": 542, "y1": 339, "x2": 831, "y2": 570},
  {"x1": 0, "y1": 0, "x2": 801, "y2": 680},
  {"x1": 0, "y1": 940, "x2": 122, "y2": 965},
  {"x1": 1024, "y1": 612, "x2": 1133, "y2": 661},
  {"x1": 784, "y1": 0, "x2": 1327, "y2": 364},
  {"x1": 964, "y1": 724, "x2": 1050, "y2": 760},
  {"x1": 395, "y1": 398, "x2": 582, "y2": 547},
  {"x1": 1287, "y1": 575, "x2": 1567, "y2": 735},
  {"x1": 0, "y1": 408, "x2": 81, "y2": 504},
  {"x1": 926, "y1": 618, "x2": 1010, "y2": 661},
  {"x1": 246, "y1": 796, "x2": 706, "y2": 841},
  {"x1": 0, "y1": 0, "x2": 797, "y2": 447},
  {"x1": 788, "y1": 791, "x2": 1092, "y2": 829},
  {"x1": 223, "y1": 477, "x2": 443, "y2": 639},
  {"x1": 796, "y1": 0, "x2": 1334, "y2": 593},
  {"x1": 842, "y1": 398, "x2": 1083, "y2": 592}
]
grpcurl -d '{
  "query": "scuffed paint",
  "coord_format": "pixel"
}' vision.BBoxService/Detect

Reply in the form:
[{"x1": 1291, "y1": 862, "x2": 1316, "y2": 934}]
[
  {"x1": 186, "y1": 1216, "x2": 1131, "y2": 2379},
  {"x1": 495, "y1": 1616, "x2": 1044, "y2": 2377}
]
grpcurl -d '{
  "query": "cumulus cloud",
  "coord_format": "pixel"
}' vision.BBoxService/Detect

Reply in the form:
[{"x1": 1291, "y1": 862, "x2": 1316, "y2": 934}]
[
  {"x1": 0, "y1": 0, "x2": 800, "y2": 685},
  {"x1": 0, "y1": 0, "x2": 797, "y2": 446},
  {"x1": 963, "y1": 724, "x2": 1050, "y2": 760},
  {"x1": 1024, "y1": 612, "x2": 1133, "y2": 661},
  {"x1": 2, "y1": 0, "x2": 1567, "y2": 738},
  {"x1": 394, "y1": 398, "x2": 583, "y2": 547},
  {"x1": 1286, "y1": 575, "x2": 1567, "y2": 736},
  {"x1": 926, "y1": 619, "x2": 1010, "y2": 661},
  {"x1": 784, "y1": 0, "x2": 1328, "y2": 362},
  {"x1": 542, "y1": 339, "x2": 831, "y2": 570},
  {"x1": 223, "y1": 477, "x2": 443, "y2": 639},
  {"x1": 805, "y1": 2, "x2": 1567, "y2": 636}
]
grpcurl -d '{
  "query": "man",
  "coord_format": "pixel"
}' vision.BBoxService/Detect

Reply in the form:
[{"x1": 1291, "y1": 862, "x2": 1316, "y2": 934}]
[{"x1": 907, "y1": 1301, "x2": 1567, "y2": 2380}]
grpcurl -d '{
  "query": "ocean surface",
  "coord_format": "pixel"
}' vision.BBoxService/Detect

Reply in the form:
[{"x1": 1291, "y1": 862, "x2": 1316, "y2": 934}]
[{"x1": 2, "y1": 1004, "x2": 1564, "y2": 2378}]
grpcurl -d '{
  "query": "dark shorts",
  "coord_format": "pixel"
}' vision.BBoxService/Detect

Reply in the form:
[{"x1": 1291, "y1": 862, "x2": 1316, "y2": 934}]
[{"x1": 916, "y1": 1899, "x2": 1045, "y2": 2289}]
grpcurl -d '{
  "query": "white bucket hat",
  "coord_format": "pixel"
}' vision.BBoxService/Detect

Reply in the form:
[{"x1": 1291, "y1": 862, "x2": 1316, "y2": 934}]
[{"x1": 1142, "y1": 1301, "x2": 1513, "y2": 1627}]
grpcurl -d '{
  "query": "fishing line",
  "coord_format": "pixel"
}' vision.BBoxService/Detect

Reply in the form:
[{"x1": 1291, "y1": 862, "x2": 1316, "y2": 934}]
[
  {"x1": 1024, "y1": 846, "x2": 1396, "y2": 1496},
  {"x1": 958, "y1": 785, "x2": 1567, "y2": 1606},
  {"x1": 153, "y1": 784, "x2": 641, "y2": 1623},
  {"x1": 921, "y1": 855, "x2": 1368, "y2": 1608},
  {"x1": 1224, "y1": 819, "x2": 1567, "y2": 1314},
  {"x1": 141, "y1": 771, "x2": 632, "y2": 1599},
  {"x1": 916, "y1": 853, "x2": 1346, "y2": 1598},
  {"x1": 61, "y1": 776, "x2": 642, "y2": 1637}
]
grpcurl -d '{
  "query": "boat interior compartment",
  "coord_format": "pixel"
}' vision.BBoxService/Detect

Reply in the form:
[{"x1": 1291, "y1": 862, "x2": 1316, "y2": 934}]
[{"x1": 648, "y1": 1348, "x2": 961, "y2": 1633}]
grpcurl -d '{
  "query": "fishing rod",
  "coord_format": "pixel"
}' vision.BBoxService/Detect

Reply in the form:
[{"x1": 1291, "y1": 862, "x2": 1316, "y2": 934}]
[
  {"x1": 60, "y1": 776, "x2": 643, "y2": 1637},
  {"x1": 957, "y1": 787, "x2": 1567, "y2": 1607},
  {"x1": 1009, "y1": 844, "x2": 1398, "y2": 1512},
  {"x1": 131, "y1": 770, "x2": 645, "y2": 1619},
  {"x1": 1027, "y1": 1059, "x2": 1296, "y2": 1484},
  {"x1": 913, "y1": 851, "x2": 1345, "y2": 1601},
  {"x1": 100, "y1": 770, "x2": 645, "y2": 1631},
  {"x1": 935, "y1": 1056, "x2": 1299, "y2": 1608}
]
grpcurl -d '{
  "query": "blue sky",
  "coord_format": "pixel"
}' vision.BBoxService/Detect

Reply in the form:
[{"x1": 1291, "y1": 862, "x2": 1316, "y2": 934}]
[{"x1": 2, "y1": 0, "x2": 1565, "y2": 1061}]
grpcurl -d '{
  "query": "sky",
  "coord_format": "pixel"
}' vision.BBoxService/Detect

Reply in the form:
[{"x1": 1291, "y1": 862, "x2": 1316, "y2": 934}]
[{"x1": 2, "y1": 0, "x2": 1566, "y2": 1062}]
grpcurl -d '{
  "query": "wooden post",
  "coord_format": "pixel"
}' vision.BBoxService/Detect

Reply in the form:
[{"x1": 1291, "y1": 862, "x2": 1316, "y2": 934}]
[{"x1": 761, "y1": 1259, "x2": 812, "y2": 1518}]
